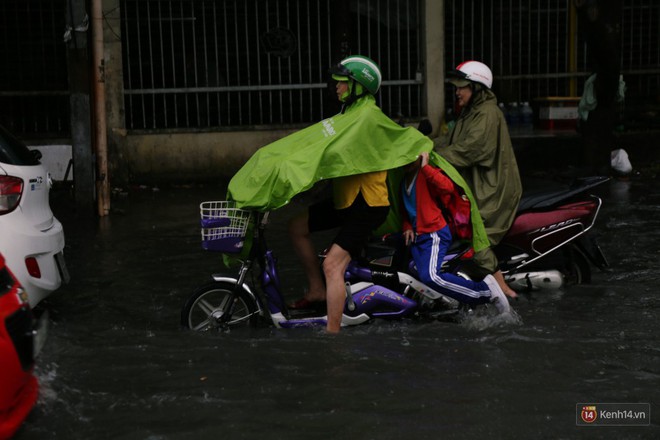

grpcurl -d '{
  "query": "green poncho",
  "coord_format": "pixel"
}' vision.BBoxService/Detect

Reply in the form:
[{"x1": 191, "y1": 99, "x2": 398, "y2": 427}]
[
  {"x1": 227, "y1": 95, "x2": 489, "y2": 252},
  {"x1": 228, "y1": 95, "x2": 427, "y2": 209}
]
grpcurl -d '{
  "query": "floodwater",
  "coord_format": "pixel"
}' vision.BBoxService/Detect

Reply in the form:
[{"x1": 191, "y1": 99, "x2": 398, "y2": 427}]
[{"x1": 13, "y1": 174, "x2": 660, "y2": 439}]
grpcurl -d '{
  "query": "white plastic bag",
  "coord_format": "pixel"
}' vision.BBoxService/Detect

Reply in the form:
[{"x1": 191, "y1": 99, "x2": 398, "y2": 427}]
[{"x1": 611, "y1": 148, "x2": 632, "y2": 175}]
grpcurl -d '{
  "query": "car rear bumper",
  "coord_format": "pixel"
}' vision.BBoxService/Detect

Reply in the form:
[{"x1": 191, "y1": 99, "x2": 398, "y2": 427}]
[{"x1": 1, "y1": 218, "x2": 67, "y2": 307}]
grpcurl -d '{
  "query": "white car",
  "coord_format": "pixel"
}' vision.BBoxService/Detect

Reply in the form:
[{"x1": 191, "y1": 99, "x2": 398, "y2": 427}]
[{"x1": 0, "y1": 125, "x2": 69, "y2": 307}]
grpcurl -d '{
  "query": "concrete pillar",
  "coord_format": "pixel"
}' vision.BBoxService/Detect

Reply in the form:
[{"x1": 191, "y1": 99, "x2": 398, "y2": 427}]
[
  {"x1": 102, "y1": 0, "x2": 128, "y2": 186},
  {"x1": 65, "y1": 0, "x2": 95, "y2": 215},
  {"x1": 424, "y1": 0, "x2": 445, "y2": 136},
  {"x1": 92, "y1": 0, "x2": 110, "y2": 216}
]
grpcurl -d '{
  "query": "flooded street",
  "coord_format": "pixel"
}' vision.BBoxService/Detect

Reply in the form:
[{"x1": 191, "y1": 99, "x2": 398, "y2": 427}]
[{"x1": 14, "y1": 174, "x2": 660, "y2": 439}]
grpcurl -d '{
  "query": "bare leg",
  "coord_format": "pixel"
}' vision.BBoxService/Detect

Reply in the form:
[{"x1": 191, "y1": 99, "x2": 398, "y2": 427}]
[
  {"x1": 288, "y1": 210, "x2": 326, "y2": 301},
  {"x1": 322, "y1": 244, "x2": 352, "y2": 333},
  {"x1": 493, "y1": 270, "x2": 517, "y2": 298}
]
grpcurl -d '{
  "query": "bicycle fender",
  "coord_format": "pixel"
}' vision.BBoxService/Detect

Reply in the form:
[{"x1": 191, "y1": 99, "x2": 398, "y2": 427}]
[{"x1": 210, "y1": 275, "x2": 262, "y2": 310}]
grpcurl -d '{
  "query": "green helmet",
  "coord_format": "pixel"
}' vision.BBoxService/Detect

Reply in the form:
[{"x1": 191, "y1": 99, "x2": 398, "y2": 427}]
[{"x1": 330, "y1": 55, "x2": 382, "y2": 95}]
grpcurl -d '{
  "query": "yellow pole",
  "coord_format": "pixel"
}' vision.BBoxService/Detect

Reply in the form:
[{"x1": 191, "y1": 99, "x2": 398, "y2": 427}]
[{"x1": 569, "y1": 1, "x2": 578, "y2": 97}]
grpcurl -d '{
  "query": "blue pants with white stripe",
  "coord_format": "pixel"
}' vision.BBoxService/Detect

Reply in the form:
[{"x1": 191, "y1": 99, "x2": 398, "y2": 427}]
[{"x1": 411, "y1": 226, "x2": 492, "y2": 306}]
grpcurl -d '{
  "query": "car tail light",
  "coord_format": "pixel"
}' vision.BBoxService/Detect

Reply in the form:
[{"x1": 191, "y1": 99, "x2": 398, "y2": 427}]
[
  {"x1": 25, "y1": 257, "x2": 41, "y2": 279},
  {"x1": 0, "y1": 175, "x2": 23, "y2": 214}
]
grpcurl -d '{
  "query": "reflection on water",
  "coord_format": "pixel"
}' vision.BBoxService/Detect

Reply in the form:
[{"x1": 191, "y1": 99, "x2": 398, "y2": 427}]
[{"x1": 14, "y1": 178, "x2": 660, "y2": 439}]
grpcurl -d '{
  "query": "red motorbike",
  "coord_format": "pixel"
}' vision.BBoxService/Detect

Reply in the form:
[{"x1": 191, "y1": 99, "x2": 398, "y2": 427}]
[
  {"x1": 466, "y1": 176, "x2": 609, "y2": 291},
  {"x1": 367, "y1": 175, "x2": 609, "y2": 294},
  {"x1": 411, "y1": 120, "x2": 609, "y2": 291},
  {"x1": 0, "y1": 253, "x2": 39, "y2": 439}
]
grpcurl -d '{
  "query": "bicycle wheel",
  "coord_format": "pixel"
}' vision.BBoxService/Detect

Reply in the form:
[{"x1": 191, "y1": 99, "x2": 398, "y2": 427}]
[{"x1": 181, "y1": 281, "x2": 259, "y2": 331}]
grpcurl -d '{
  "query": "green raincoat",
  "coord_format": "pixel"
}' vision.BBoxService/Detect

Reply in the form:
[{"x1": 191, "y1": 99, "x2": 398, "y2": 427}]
[
  {"x1": 433, "y1": 89, "x2": 522, "y2": 245},
  {"x1": 228, "y1": 94, "x2": 490, "y2": 252}
]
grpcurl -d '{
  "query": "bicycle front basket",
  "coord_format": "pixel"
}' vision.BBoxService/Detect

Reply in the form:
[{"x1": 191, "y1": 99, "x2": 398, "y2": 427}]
[{"x1": 200, "y1": 201, "x2": 252, "y2": 253}]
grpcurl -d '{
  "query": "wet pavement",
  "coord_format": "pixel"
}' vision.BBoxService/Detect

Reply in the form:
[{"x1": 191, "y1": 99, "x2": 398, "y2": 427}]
[{"x1": 12, "y1": 168, "x2": 660, "y2": 439}]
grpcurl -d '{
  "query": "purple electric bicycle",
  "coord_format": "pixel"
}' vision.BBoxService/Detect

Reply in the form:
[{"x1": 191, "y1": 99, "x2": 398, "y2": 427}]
[{"x1": 181, "y1": 201, "x2": 474, "y2": 332}]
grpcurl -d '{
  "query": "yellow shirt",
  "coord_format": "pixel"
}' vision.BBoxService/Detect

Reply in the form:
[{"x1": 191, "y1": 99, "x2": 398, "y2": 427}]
[{"x1": 332, "y1": 171, "x2": 389, "y2": 209}]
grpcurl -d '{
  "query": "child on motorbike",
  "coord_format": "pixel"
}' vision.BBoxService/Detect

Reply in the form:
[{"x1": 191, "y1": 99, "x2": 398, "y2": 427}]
[{"x1": 401, "y1": 151, "x2": 510, "y2": 313}]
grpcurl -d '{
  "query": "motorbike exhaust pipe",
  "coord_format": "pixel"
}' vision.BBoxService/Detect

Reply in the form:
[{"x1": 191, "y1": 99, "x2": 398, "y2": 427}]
[{"x1": 506, "y1": 270, "x2": 564, "y2": 291}]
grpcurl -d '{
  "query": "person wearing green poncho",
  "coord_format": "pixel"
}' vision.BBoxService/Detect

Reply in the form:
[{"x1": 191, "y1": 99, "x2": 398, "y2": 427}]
[
  {"x1": 434, "y1": 60, "x2": 522, "y2": 299},
  {"x1": 227, "y1": 55, "x2": 490, "y2": 332},
  {"x1": 287, "y1": 55, "x2": 391, "y2": 333}
]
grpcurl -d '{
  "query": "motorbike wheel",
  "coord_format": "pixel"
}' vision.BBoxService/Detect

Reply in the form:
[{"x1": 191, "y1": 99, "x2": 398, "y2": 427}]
[
  {"x1": 181, "y1": 281, "x2": 259, "y2": 331},
  {"x1": 561, "y1": 244, "x2": 592, "y2": 285}
]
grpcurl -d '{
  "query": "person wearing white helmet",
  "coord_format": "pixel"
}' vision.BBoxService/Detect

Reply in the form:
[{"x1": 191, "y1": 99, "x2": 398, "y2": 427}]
[{"x1": 433, "y1": 60, "x2": 522, "y2": 299}]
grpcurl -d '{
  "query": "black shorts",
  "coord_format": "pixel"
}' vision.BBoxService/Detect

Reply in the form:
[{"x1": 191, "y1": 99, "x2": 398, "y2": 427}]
[{"x1": 308, "y1": 194, "x2": 389, "y2": 257}]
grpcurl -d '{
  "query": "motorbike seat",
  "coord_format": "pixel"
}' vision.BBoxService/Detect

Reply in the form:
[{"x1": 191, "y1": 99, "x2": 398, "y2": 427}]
[{"x1": 517, "y1": 176, "x2": 609, "y2": 213}]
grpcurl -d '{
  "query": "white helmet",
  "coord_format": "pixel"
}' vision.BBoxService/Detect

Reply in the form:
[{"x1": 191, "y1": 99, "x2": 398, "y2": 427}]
[{"x1": 447, "y1": 60, "x2": 493, "y2": 89}]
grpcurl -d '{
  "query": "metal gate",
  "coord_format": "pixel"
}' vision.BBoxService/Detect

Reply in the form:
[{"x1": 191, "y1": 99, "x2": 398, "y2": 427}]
[
  {"x1": 121, "y1": 0, "x2": 424, "y2": 131},
  {"x1": 0, "y1": 0, "x2": 68, "y2": 137},
  {"x1": 2, "y1": 0, "x2": 657, "y2": 137},
  {"x1": 444, "y1": 0, "x2": 660, "y2": 108}
]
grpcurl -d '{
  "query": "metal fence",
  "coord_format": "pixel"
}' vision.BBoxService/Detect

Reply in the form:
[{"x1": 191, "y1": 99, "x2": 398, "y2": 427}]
[
  {"x1": 121, "y1": 0, "x2": 424, "y2": 131},
  {"x1": 0, "y1": 0, "x2": 69, "y2": 137},
  {"x1": 444, "y1": 0, "x2": 660, "y2": 108},
  {"x1": 445, "y1": 0, "x2": 576, "y2": 104},
  {"x1": 620, "y1": 0, "x2": 660, "y2": 120},
  {"x1": 1, "y1": 0, "x2": 658, "y2": 137}
]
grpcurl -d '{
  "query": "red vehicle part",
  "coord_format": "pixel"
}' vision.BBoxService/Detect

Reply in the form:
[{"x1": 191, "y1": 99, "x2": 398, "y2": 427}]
[
  {"x1": 0, "y1": 253, "x2": 38, "y2": 440},
  {"x1": 504, "y1": 199, "x2": 600, "y2": 257}
]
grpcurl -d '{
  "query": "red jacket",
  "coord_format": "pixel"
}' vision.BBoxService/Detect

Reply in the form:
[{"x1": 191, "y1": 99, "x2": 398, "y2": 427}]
[{"x1": 401, "y1": 165, "x2": 456, "y2": 235}]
